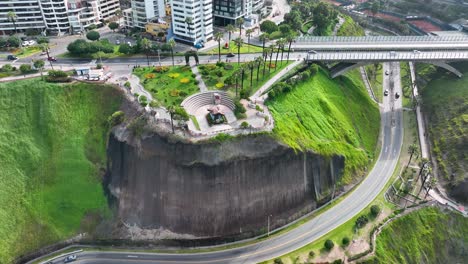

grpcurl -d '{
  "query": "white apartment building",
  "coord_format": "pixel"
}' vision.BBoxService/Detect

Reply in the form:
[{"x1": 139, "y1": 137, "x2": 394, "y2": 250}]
[
  {"x1": 171, "y1": 0, "x2": 213, "y2": 45},
  {"x1": 213, "y1": 0, "x2": 264, "y2": 26},
  {"x1": 130, "y1": 0, "x2": 165, "y2": 28},
  {"x1": 0, "y1": 0, "x2": 120, "y2": 35},
  {"x1": 0, "y1": 0, "x2": 46, "y2": 35}
]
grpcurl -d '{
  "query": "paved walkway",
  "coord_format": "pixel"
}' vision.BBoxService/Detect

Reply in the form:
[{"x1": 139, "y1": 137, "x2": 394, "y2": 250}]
[
  {"x1": 250, "y1": 60, "x2": 302, "y2": 102},
  {"x1": 360, "y1": 66, "x2": 378, "y2": 103},
  {"x1": 191, "y1": 64, "x2": 208, "y2": 92}
]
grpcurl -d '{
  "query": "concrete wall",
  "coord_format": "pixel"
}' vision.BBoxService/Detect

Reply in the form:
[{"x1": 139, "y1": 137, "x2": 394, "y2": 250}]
[{"x1": 106, "y1": 132, "x2": 345, "y2": 238}]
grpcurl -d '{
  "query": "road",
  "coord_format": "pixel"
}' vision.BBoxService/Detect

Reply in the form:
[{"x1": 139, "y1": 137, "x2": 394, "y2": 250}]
[{"x1": 42, "y1": 60, "x2": 404, "y2": 264}]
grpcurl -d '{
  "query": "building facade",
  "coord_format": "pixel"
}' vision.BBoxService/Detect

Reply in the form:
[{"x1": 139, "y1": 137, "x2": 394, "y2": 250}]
[
  {"x1": 0, "y1": 0, "x2": 46, "y2": 35},
  {"x1": 213, "y1": 0, "x2": 264, "y2": 26},
  {"x1": 0, "y1": 0, "x2": 120, "y2": 35},
  {"x1": 129, "y1": 0, "x2": 165, "y2": 28},
  {"x1": 171, "y1": 0, "x2": 213, "y2": 45}
]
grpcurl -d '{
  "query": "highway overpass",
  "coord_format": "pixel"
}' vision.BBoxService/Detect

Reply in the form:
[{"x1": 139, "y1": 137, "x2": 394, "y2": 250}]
[{"x1": 296, "y1": 35, "x2": 468, "y2": 77}]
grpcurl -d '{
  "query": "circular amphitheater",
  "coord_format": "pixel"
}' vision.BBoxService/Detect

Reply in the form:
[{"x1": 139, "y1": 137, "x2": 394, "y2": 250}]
[{"x1": 181, "y1": 91, "x2": 236, "y2": 132}]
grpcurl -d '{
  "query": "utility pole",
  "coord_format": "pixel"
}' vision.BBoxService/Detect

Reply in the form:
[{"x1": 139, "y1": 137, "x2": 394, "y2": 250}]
[{"x1": 267, "y1": 214, "x2": 272, "y2": 236}]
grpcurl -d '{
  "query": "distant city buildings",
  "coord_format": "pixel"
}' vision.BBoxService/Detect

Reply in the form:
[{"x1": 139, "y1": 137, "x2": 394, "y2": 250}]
[
  {"x1": 0, "y1": 0, "x2": 121, "y2": 35},
  {"x1": 213, "y1": 0, "x2": 264, "y2": 26},
  {"x1": 170, "y1": 0, "x2": 214, "y2": 45}
]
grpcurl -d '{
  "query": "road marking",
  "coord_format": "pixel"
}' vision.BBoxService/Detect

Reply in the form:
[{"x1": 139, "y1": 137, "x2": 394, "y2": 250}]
[{"x1": 127, "y1": 255, "x2": 139, "y2": 258}]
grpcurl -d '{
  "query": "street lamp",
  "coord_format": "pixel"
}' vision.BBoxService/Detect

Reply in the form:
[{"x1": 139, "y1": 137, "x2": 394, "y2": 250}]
[{"x1": 267, "y1": 214, "x2": 273, "y2": 237}]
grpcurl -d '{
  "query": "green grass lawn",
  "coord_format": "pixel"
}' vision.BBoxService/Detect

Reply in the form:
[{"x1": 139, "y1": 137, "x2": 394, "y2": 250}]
[
  {"x1": 133, "y1": 66, "x2": 199, "y2": 106},
  {"x1": 400, "y1": 62, "x2": 414, "y2": 108},
  {"x1": 199, "y1": 59, "x2": 293, "y2": 98},
  {"x1": 373, "y1": 207, "x2": 468, "y2": 264},
  {"x1": 13, "y1": 46, "x2": 43, "y2": 58},
  {"x1": 0, "y1": 79, "x2": 122, "y2": 263},
  {"x1": 202, "y1": 40, "x2": 264, "y2": 55},
  {"x1": 267, "y1": 67, "x2": 380, "y2": 183},
  {"x1": 337, "y1": 15, "x2": 365, "y2": 37}
]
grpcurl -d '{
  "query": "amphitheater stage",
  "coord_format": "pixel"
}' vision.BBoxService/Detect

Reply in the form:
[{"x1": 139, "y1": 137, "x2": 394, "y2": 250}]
[{"x1": 191, "y1": 105, "x2": 237, "y2": 133}]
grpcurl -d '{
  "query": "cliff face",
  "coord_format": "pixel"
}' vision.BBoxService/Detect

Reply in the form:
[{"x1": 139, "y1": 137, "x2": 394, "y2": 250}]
[{"x1": 106, "y1": 130, "x2": 345, "y2": 238}]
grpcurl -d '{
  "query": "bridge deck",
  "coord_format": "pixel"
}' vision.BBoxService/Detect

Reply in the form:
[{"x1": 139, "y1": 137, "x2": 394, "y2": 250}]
[{"x1": 305, "y1": 50, "x2": 468, "y2": 62}]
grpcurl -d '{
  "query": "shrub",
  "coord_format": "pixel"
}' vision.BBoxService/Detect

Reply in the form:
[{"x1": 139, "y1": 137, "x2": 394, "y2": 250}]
[
  {"x1": 239, "y1": 89, "x2": 248, "y2": 99},
  {"x1": 180, "y1": 78, "x2": 190, "y2": 84},
  {"x1": 191, "y1": 73, "x2": 196, "y2": 78},
  {"x1": 96, "y1": 63, "x2": 103, "y2": 69},
  {"x1": 154, "y1": 66, "x2": 169, "y2": 73},
  {"x1": 273, "y1": 258, "x2": 283, "y2": 264},
  {"x1": 355, "y1": 215, "x2": 369, "y2": 229},
  {"x1": 370, "y1": 205, "x2": 381, "y2": 218},
  {"x1": 332, "y1": 260, "x2": 343, "y2": 264},
  {"x1": 260, "y1": 20, "x2": 278, "y2": 34},
  {"x1": 240, "y1": 121, "x2": 249, "y2": 129},
  {"x1": 145, "y1": 73, "x2": 156, "y2": 79},
  {"x1": 37, "y1": 37, "x2": 49, "y2": 44},
  {"x1": 179, "y1": 91, "x2": 188, "y2": 97},
  {"x1": 342, "y1": 237, "x2": 350, "y2": 246},
  {"x1": 216, "y1": 61, "x2": 225, "y2": 67},
  {"x1": 255, "y1": 105, "x2": 263, "y2": 112},
  {"x1": 215, "y1": 82, "x2": 224, "y2": 88},
  {"x1": 119, "y1": 43, "x2": 133, "y2": 54},
  {"x1": 128, "y1": 115, "x2": 147, "y2": 136},
  {"x1": 168, "y1": 73, "x2": 180, "y2": 78},
  {"x1": 1, "y1": 64, "x2": 13, "y2": 72},
  {"x1": 88, "y1": 24, "x2": 97, "y2": 30},
  {"x1": 214, "y1": 69, "x2": 223, "y2": 77},
  {"x1": 224, "y1": 75, "x2": 235, "y2": 85},
  {"x1": 268, "y1": 90, "x2": 276, "y2": 98},
  {"x1": 224, "y1": 64, "x2": 233, "y2": 70},
  {"x1": 169, "y1": 89, "x2": 180, "y2": 97},
  {"x1": 108, "y1": 111, "x2": 125, "y2": 126},
  {"x1": 309, "y1": 251, "x2": 315, "y2": 257},
  {"x1": 268, "y1": 63, "x2": 276, "y2": 68},
  {"x1": 124, "y1": 81, "x2": 131, "y2": 88},
  {"x1": 324, "y1": 239, "x2": 334, "y2": 251},
  {"x1": 48, "y1": 70, "x2": 68, "y2": 78},
  {"x1": 149, "y1": 100, "x2": 160, "y2": 108},
  {"x1": 86, "y1": 30, "x2": 100, "y2": 41},
  {"x1": 7, "y1": 36, "x2": 21, "y2": 47},
  {"x1": 194, "y1": 80, "x2": 200, "y2": 85},
  {"x1": 19, "y1": 64, "x2": 33, "y2": 74}
]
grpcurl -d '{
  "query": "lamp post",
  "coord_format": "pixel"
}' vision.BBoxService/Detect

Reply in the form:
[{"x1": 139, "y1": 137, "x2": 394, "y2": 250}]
[
  {"x1": 157, "y1": 49, "x2": 161, "y2": 66},
  {"x1": 267, "y1": 214, "x2": 273, "y2": 237}
]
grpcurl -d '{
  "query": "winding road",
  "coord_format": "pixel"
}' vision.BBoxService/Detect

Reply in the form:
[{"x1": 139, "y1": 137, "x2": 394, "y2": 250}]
[{"x1": 40, "y1": 62, "x2": 404, "y2": 264}]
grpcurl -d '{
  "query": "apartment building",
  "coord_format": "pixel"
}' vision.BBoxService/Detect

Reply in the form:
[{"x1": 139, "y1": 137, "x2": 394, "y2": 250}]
[
  {"x1": 130, "y1": 0, "x2": 166, "y2": 28},
  {"x1": 0, "y1": 0, "x2": 120, "y2": 35},
  {"x1": 213, "y1": 0, "x2": 264, "y2": 26},
  {"x1": 171, "y1": 0, "x2": 213, "y2": 45},
  {"x1": 0, "y1": 0, "x2": 45, "y2": 34}
]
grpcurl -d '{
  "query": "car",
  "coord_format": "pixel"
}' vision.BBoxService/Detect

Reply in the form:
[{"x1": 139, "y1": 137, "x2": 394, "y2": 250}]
[
  {"x1": 227, "y1": 53, "x2": 235, "y2": 58},
  {"x1": 395, "y1": 92, "x2": 400, "y2": 99},
  {"x1": 22, "y1": 41, "x2": 30, "y2": 47},
  {"x1": 413, "y1": 49, "x2": 421, "y2": 54},
  {"x1": 384, "y1": 89, "x2": 389, "y2": 96},
  {"x1": 28, "y1": 40, "x2": 36, "y2": 46},
  {"x1": 385, "y1": 70, "x2": 389, "y2": 75},
  {"x1": 7, "y1": 55, "x2": 18, "y2": 60},
  {"x1": 64, "y1": 254, "x2": 77, "y2": 263},
  {"x1": 47, "y1": 57, "x2": 57, "y2": 62}
]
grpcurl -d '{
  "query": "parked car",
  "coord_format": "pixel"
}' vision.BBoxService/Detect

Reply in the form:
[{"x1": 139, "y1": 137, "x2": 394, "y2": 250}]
[
  {"x1": 47, "y1": 57, "x2": 57, "y2": 62},
  {"x1": 395, "y1": 92, "x2": 400, "y2": 99},
  {"x1": 7, "y1": 55, "x2": 18, "y2": 60},
  {"x1": 63, "y1": 254, "x2": 77, "y2": 263},
  {"x1": 384, "y1": 89, "x2": 389, "y2": 96},
  {"x1": 227, "y1": 53, "x2": 235, "y2": 58}
]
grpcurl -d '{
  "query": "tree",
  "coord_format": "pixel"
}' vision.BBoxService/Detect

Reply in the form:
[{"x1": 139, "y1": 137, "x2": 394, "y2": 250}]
[
  {"x1": 285, "y1": 33, "x2": 295, "y2": 62},
  {"x1": 283, "y1": 11, "x2": 302, "y2": 32},
  {"x1": 370, "y1": 0, "x2": 380, "y2": 17},
  {"x1": 342, "y1": 237, "x2": 350, "y2": 247},
  {"x1": 7, "y1": 11, "x2": 17, "y2": 34},
  {"x1": 214, "y1": 32, "x2": 223, "y2": 62},
  {"x1": 370, "y1": 205, "x2": 381, "y2": 217},
  {"x1": 87, "y1": 24, "x2": 97, "y2": 30},
  {"x1": 265, "y1": 46, "x2": 274, "y2": 76},
  {"x1": 1, "y1": 64, "x2": 12, "y2": 72},
  {"x1": 355, "y1": 215, "x2": 369, "y2": 229},
  {"x1": 140, "y1": 38, "x2": 152, "y2": 66},
  {"x1": 86, "y1": 31, "x2": 100, "y2": 41},
  {"x1": 259, "y1": 33, "x2": 270, "y2": 59},
  {"x1": 7, "y1": 36, "x2": 21, "y2": 47},
  {"x1": 19, "y1": 64, "x2": 32, "y2": 74},
  {"x1": 33, "y1": 60, "x2": 45, "y2": 80},
  {"x1": 407, "y1": 143, "x2": 419, "y2": 169},
  {"x1": 255, "y1": 56, "x2": 264, "y2": 83},
  {"x1": 168, "y1": 38, "x2": 176, "y2": 67},
  {"x1": 313, "y1": 2, "x2": 332, "y2": 36},
  {"x1": 260, "y1": 20, "x2": 278, "y2": 34},
  {"x1": 248, "y1": 61, "x2": 254, "y2": 89},
  {"x1": 119, "y1": 43, "x2": 132, "y2": 54},
  {"x1": 424, "y1": 177, "x2": 437, "y2": 199},
  {"x1": 185, "y1": 17, "x2": 194, "y2": 42},
  {"x1": 37, "y1": 37, "x2": 49, "y2": 44},
  {"x1": 236, "y1": 17, "x2": 245, "y2": 37},
  {"x1": 324, "y1": 239, "x2": 334, "y2": 251},
  {"x1": 233, "y1": 37, "x2": 243, "y2": 65},
  {"x1": 226, "y1": 24, "x2": 236, "y2": 51},
  {"x1": 167, "y1": 105, "x2": 189, "y2": 133},
  {"x1": 108, "y1": 22, "x2": 119, "y2": 32},
  {"x1": 279, "y1": 24, "x2": 291, "y2": 35},
  {"x1": 274, "y1": 39, "x2": 284, "y2": 71},
  {"x1": 245, "y1": 29, "x2": 253, "y2": 52}
]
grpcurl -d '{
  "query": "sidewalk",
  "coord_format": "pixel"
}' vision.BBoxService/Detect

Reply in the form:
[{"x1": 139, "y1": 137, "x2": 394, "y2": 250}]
[{"x1": 191, "y1": 65, "x2": 208, "y2": 92}]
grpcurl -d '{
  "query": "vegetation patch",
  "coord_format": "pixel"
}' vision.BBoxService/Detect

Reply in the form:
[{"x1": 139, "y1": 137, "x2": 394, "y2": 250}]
[
  {"x1": 0, "y1": 79, "x2": 122, "y2": 263},
  {"x1": 133, "y1": 66, "x2": 198, "y2": 107},
  {"x1": 267, "y1": 67, "x2": 380, "y2": 182}
]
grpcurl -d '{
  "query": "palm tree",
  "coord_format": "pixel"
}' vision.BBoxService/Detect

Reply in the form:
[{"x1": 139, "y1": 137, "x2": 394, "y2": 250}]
[
  {"x1": 274, "y1": 39, "x2": 284, "y2": 71},
  {"x1": 279, "y1": 39, "x2": 286, "y2": 66},
  {"x1": 226, "y1": 24, "x2": 236, "y2": 51},
  {"x1": 407, "y1": 143, "x2": 419, "y2": 169},
  {"x1": 285, "y1": 33, "x2": 295, "y2": 62},
  {"x1": 416, "y1": 165, "x2": 432, "y2": 202},
  {"x1": 248, "y1": 61, "x2": 255, "y2": 90},
  {"x1": 214, "y1": 32, "x2": 223, "y2": 62},
  {"x1": 424, "y1": 177, "x2": 437, "y2": 200},
  {"x1": 245, "y1": 29, "x2": 253, "y2": 52},
  {"x1": 240, "y1": 65, "x2": 246, "y2": 92},
  {"x1": 233, "y1": 37, "x2": 243, "y2": 65},
  {"x1": 185, "y1": 17, "x2": 194, "y2": 43},
  {"x1": 265, "y1": 46, "x2": 274, "y2": 75},
  {"x1": 169, "y1": 38, "x2": 176, "y2": 67},
  {"x1": 7, "y1": 11, "x2": 17, "y2": 34},
  {"x1": 259, "y1": 33, "x2": 270, "y2": 59},
  {"x1": 236, "y1": 17, "x2": 245, "y2": 37},
  {"x1": 141, "y1": 38, "x2": 152, "y2": 66},
  {"x1": 255, "y1": 56, "x2": 264, "y2": 83},
  {"x1": 167, "y1": 105, "x2": 176, "y2": 133}
]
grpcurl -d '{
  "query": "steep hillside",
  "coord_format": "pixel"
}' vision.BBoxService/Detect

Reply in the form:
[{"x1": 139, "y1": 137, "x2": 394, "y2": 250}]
[
  {"x1": 267, "y1": 68, "x2": 380, "y2": 184},
  {"x1": 369, "y1": 207, "x2": 468, "y2": 264},
  {"x1": 420, "y1": 63, "x2": 468, "y2": 203},
  {"x1": 0, "y1": 79, "x2": 122, "y2": 263}
]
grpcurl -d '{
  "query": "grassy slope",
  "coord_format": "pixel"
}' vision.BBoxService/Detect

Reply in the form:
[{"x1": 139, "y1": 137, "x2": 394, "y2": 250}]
[
  {"x1": 372, "y1": 207, "x2": 468, "y2": 264},
  {"x1": 337, "y1": 15, "x2": 365, "y2": 37},
  {"x1": 0, "y1": 79, "x2": 121, "y2": 263},
  {"x1": 420, "y1": 63, "x2": 468, "y2": 201},
  {"x1": 267, "y1": 68, "x2": 380, "y2": 183}
]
